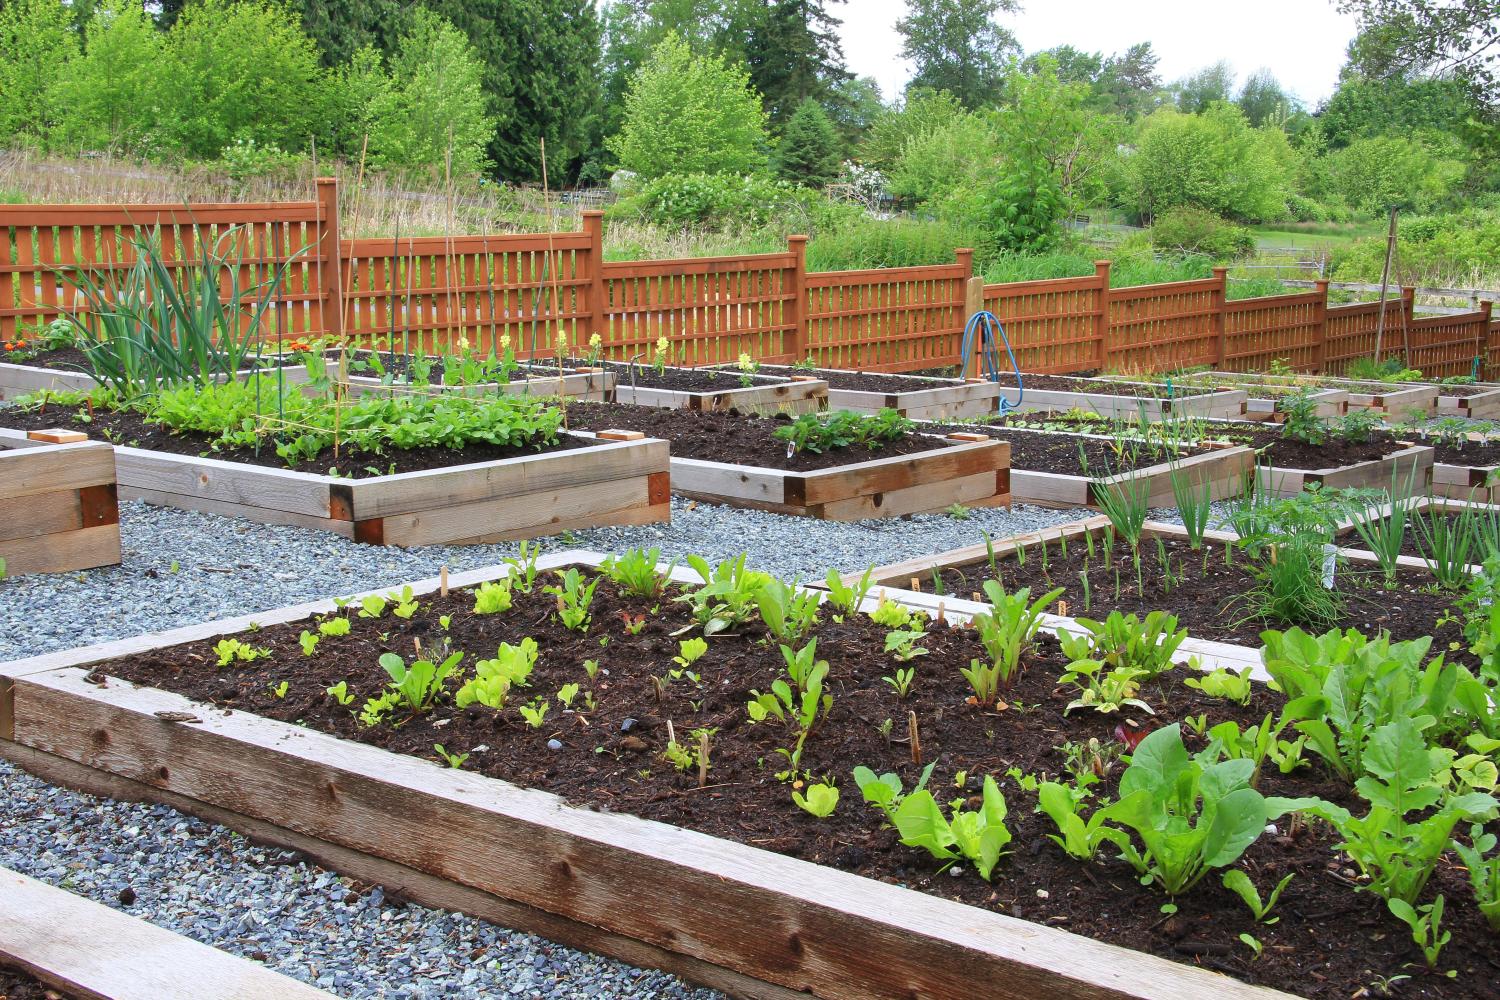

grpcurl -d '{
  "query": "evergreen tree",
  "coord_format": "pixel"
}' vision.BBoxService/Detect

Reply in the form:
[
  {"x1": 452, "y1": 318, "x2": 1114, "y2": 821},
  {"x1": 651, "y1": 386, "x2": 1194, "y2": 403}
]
[
  {"x1": 1174, "y1": 61, "x2": 1235, "y2": 114},
  {"x1": 775, "y1": 97, "x2": 841, "y2": 186},
  {"x1": 1096, "y1": 42, "x2": 1163, "y2": 120},
  {"x1": 740, "y1": 0, "x2": 850, "y2": 125},
  {"x1": 422, "y1": 0, "x2": 602, "y2": 182},
  {"x1": 297, "y1": 0, "x2": 407, "y2": 67},
  {"x1": 896, "y1": 0, "x2": 1020, "y2": 109}
]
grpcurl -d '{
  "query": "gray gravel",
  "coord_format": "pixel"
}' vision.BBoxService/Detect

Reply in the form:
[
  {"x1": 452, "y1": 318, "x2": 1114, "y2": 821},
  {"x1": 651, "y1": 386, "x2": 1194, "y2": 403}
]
[
  {"x1": 0, "y1": 494, "x2": 1091, "y2": 996},
  {"x1": 0, "y1": 496, "x2": 1090, "y2": 661}
]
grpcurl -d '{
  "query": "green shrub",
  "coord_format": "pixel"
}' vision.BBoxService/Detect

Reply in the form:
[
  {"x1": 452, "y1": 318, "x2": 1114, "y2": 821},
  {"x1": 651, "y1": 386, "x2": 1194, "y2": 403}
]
[
  {"x1": 1150, "y1": 207, "x2": 1255, "y2": 260},
  {"x1": 608, "y1": 173, "x2": 828, "y2": 231}
]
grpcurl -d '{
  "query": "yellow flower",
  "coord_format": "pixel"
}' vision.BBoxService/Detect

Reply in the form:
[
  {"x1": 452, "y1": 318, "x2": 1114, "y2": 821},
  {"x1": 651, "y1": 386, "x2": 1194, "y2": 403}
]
[
  {"x1": 589, "y1": 333, "x2": 603, "y2": 349},
  {"x1": 656, "y1": 336, "x2": 670, "y2": 355},
  {"x1": 457, "y1": 336, "x2": 471, "y2": 351},
  {"x1": 499, "y1": 333, "x2": 511, "y2": 351}
]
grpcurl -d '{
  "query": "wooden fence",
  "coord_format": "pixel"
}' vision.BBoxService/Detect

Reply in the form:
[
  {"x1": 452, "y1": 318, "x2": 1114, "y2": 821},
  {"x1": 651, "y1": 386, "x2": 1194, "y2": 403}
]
[{"x1": 2, "y1": 177, "x2": 1497, "y2": 382}]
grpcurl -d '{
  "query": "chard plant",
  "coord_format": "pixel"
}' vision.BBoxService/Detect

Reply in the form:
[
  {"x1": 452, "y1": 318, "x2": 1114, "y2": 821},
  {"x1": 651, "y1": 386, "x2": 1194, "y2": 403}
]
[
  {"x1": 822, "y1": 566, "x2": 874, "y2": 621},
  {"x1": 676, "y1": 554, "x2": 772, "y2": 636},
  {"x1": 755, "y1": 579, "x2": 822, "y2": 643},
  {"x1": 856, "y1": 768, "x2": 1013, "y2": 880},
  {"x1": 544, "y1": 568, "x2": 600, "y2": 630},
  {"x1": 963, "y1": 581, "x2": 1062, "y2": 703}
]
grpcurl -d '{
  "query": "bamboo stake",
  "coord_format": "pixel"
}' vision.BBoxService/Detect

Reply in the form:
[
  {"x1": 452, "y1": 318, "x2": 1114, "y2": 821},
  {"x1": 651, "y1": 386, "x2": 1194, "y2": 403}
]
[
  {"x1": 540, "y1": 138, "x2": 567, "y2": 428},
  {"x1": 908, "y1": 710, "x2": 922, "y2": 766},
  {"x1": 440, "y1": 566, "x2": 449, "y2": 598},
  {"x1": 1371, "y1": 207, "x2": 1398, "y2": 365}
]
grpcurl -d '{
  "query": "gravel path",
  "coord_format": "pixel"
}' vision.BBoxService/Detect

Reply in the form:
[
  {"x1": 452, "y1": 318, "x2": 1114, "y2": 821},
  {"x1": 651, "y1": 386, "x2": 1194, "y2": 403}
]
[
  {"x1": 0, "y1": 497, "x2": 1090, "y2": 661},
  {"x1": 0, "y1": 495, "x2": 1092, "y2": 997}
]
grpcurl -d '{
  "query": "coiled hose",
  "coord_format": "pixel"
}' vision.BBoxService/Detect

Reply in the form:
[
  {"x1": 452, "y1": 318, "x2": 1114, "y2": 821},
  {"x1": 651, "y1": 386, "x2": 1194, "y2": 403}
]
[{"x1": 959, "y1": 309, "x2": 1023, "y2": 414}]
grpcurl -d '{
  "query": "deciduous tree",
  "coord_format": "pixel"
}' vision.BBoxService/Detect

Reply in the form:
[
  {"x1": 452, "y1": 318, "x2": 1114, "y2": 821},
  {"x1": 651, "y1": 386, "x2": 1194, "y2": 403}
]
[{"x1": 896, "y1": 0, "x2": 1020, "y2": 109}]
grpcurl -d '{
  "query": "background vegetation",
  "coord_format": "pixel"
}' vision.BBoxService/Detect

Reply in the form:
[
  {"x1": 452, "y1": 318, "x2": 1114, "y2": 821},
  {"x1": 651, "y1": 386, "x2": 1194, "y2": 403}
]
[{"x1": 0, "y1": 0, "x2": 1494, "y2": 292}]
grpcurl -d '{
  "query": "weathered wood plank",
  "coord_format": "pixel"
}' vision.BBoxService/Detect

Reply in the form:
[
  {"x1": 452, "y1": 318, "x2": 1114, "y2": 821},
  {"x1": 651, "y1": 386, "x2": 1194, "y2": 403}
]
[
  {"x1": 797, "y1": 439, "x2": 1006, "y2": 505},
  {"x1": 0, "y1": 488, "x2": 84, "y2": 541},
  {"x1": 0, "y1": 440, "x2": 115, "y2": 501},
  {"x1": 114, "y1": 447, "x2": 337, "y2": 518},
  {"x1": 6, "y1": 665, "x2": 1290, "y2": 1000},
  {"x1": 379, "y1": 474, "x2": 655, "y2": 547},
  {"x1": 0, "y1": 523, "x2": 120, "y2": 576},
  {"x1": 0, "y1": 865, "x2": 335, "y2": 1000},
  {"x1": 816, "y1": 469, "x2": 1003, "y2": 520},
  {"x1": 121, "y1": 485, "x2": 356, "y2": 538}
]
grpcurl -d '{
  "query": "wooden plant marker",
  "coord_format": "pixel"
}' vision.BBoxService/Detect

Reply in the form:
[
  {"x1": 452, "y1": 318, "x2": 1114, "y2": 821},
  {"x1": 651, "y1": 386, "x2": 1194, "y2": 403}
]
[
  {"x1": 596, "y1": 429, "x2": 646, "y2": 442},
  {"x1": 945, "y1": 432, "x2": 989, "y2": 443},
  {"x1": 26, "y1": 428, "x2": 87, "y2": 444},
  {"x1": 908, "y1": 710, "x2": 922, "y2": 766}
]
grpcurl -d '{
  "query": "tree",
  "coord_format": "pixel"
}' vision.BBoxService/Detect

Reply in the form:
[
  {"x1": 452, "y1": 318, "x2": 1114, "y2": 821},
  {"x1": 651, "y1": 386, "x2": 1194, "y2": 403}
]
[
  {"x1": 1338, "y1": 0, "x2": 1500, "y2": 109},
  {"x1": 297, "y1": 0, "x2": 407, "y2": 67},
  {"x1": 896, "y1": 0, "x2": 1020, "y2": 109},
  {"x1": 826, "y1": 75, "x2": 887, "y2": 152},
  {"x1": 341, "y1": 10, "x2": 493, "y2": 175},
  {"x1": 1097, "y1": 42, "x2": 1163, "y2": 119},
  {"x1": 1317, "y1": 133, "x2": 1466, "y2": 212},
  {"x1": 52, "y1": 0, "x2": 164, "y2": 154},
  {"x1": 774, "y1": 97, "x2": 841, "y2": 186},
  {"x1": 157, "y1": 0, "x2": 329, "y2": 158},
  {"x1": 860, "y1": 87, "x2": 968, "y2": 172},
  {"x1": 1174, "y1": 61, "x2": 1234, "y2": 114},
  {"x1": 741, "y1": 0, "x2": 851, "y2": 125},
  {"x1": 609, "y1": 32, "x2": 769, "y2": 179},
  {"x1": 0, "y1": 0, "x2": 78, "y2": 143},
  {"x1": 1128, "y1": 105, "x2": 1293, "y2": 221},
  {"x1": 1237, "y1": 68, "x2": 1297, "y2": 127},
  {"x1": 1022, "y1": 45, "x2": 1104, "y2": 87},
  {"x1": 1317, "y1": 75, "x2": 1476, "y2": 147},
  {"x1": 995, "y1": 57, "x2": 1124, "y2": 212},
  {"x1": 422, "y1": 0, "x2": 603, "y2": 182}
]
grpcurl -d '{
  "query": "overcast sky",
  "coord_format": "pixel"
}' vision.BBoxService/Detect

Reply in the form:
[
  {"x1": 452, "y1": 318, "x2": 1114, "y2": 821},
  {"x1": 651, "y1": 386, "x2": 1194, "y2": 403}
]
[{"x1": 836, "y1": 0, "x2": 1361, "y2": 107}]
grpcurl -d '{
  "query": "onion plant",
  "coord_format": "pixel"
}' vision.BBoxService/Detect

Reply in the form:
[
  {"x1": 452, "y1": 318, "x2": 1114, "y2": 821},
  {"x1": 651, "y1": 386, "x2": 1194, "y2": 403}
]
[
  {"x1": 57, "y1": 225, "x2": 308, "y2": 400},
  {"x1": 1346, "y1": 464, "x2": 1420, "y2": 583},
  {"x1": 1169, "y1": 464, "x2": 1214, "y2": 550},
  {"x1": 1414, "y1": 504, "x2": 1480, "y2": 590}
]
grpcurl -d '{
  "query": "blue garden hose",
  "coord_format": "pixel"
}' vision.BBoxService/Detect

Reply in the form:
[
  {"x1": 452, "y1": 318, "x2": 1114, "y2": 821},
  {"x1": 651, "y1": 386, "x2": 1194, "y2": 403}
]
[{"x1": 960, "y1": 309, "x2": 1023, "y2": 414}]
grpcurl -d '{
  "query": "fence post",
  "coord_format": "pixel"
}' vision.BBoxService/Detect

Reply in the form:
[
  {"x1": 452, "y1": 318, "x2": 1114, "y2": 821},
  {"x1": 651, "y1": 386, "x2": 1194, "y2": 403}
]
[
  {"x1": 1312, "y1": 279, "x2": 1329, "y2": 373},
  {"x1": 1211, "y1": 265, "x2": 1228, "y2": 368},
  {"x1": 581, "y1": 210, "x2": 606, "y2": 351},
  {"x1": 1480, "y1": 300, "x2": 1495, "y2": 380},
  {"x1": 963, "y1": 276, "x2": 984, "y2": 379},
  {"x1": 1094, "y1": 260, "x2": 1111, "y2": 371},
  {"x1": 786, "y1": 234, "x2": 808, "y2": 363},
  {"x1": 315, "y1": 177, "x2": 342, "y2": 342}
]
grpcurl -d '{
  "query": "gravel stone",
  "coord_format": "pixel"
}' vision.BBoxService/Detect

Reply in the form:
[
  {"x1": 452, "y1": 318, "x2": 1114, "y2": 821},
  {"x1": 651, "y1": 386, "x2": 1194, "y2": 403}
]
[{"x1": 0, "y1": 491, "x2": 1092, "y2": 995}]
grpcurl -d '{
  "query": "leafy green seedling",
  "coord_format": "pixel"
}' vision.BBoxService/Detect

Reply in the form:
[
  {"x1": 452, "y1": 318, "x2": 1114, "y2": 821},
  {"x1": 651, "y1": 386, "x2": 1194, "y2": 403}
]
[
  {"x1": 326, "y1": 681, "x2": 355, "y2": 706},
  {"x1": 298, "y1": 631, "x2": 320, "y2": 657},
  {"x1": 557, "y1": 683, "x2": 581, "y2": 707},
  {"x1": 518, "y1": 700, "x2": 550, "y2": 729},
  {"x1": 1221, "y1": 869, "x2": 1294, "y2": 924},
  {"x1": 434, "y1": 744, "x2": 469, "y2": 769},
  {"x1": 674, "y1": 637, "x2": 708, "y2": 669},
  {"x1": 472, "y1": 580, "x2": 513, "y2": 615},
  {"x1": 318, "y1": 617, "x2": 350, "y2": 637},
  {"x1": 793, "y1": 780, "x2": 840, "y2": 818}
]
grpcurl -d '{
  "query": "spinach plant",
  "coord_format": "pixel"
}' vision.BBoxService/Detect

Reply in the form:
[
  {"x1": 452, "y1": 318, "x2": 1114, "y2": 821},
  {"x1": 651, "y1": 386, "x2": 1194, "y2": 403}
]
[
  {"x1": 755, "y1": 578, "x2": 822, "y2": 643},
  {"x1": 601, "y1": 547, "x2": 676, "y2": 598},
  {"x1": 859, "y1": 770, "x2": 1013, "y2": 880},
  {"x1": 823, "y1": 566, "x2": 874, "y2": 621}
]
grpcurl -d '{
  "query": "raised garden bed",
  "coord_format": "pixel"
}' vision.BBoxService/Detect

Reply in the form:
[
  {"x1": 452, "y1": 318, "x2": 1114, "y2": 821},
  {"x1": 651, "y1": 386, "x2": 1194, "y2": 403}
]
[
  {"x1": 0, "y1": 397, "x2": 670, "y2": 546},
  {"x1": 586, "y1": 361, "x2": 827, "y2": 414},
  {"x1": 0, "y1": 865, "x2": 334, "y2": 1000},
  {"x1": 0, "y1": 437, "x2": 119, "y2": 576},
  {"x1": 4, "y1": 552, "x2": 1495, "y2": 999},
  {"x1": 919, "y1": 422, "x2": 1255, "y2": 508},
  {"x1": 713, "y1": 363, "x2": 1002, "y2": 420},
  {"x1": 1009, "y1": 374, "x2": 1247, "y2": 420},
  {"x1": 0, "y1": 352, "x2": 308, "y2": 401},
  {"x1": 320, "y1": 349, "x2": 616, "y2": 402},
  {"x1": 848, "y1": 518, "x2": 1467, "y2": 652},
  {"x1": 1162, "y1": 372, "x2": 1348, "y2": 421},
  {"x1": 567, "y1": 402, "x2": 1010, "y2": 519},
  {"x1": 1208, "y1": 372, "x2": 1439, "y2": 420},
  {"x1": 1431, "y1": 381, "x2": 1500, "y2": 420}
]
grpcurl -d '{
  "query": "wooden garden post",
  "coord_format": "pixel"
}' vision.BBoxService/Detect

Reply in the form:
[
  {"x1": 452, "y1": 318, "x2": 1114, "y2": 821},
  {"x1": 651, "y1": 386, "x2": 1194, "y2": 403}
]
[
  {"x1": 581, "y1": 211, "x2": 606, "y2": 353},
  {"x1": 963, "y1": 274, "x2": 984, "y2": 380},
  {"x1": 315, "y1": 177, "x2": 343, "y2": 343},
  {"x1": 786, "y1": 234, "x2": 808, "y2": 364},
  {"x1": 1093, "y1": 260, "x2": 1111, "y2": 372},
  {"x1": 1211, "y1": 266, "x2": 1228, "y2": 368},
  {"x1": 1312, "y1": 279, "x2": 1329, "y2": 373}
]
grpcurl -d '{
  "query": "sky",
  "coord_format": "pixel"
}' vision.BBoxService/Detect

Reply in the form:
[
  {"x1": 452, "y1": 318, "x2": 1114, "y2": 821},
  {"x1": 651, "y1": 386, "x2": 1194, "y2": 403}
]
[{"x1": 836, "y1": 0, "x2": 1361, "y2": 107}]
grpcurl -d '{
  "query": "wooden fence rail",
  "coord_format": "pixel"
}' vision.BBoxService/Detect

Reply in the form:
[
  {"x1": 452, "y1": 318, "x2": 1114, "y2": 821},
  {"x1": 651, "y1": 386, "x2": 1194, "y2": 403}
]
[{"x1": 2, "y1": 177, "x2": 1497, "y2": 382}]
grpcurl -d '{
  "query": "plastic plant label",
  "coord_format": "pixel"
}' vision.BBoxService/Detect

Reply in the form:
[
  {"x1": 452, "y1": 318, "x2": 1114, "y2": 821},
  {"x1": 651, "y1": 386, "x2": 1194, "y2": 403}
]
[{"x1": 1321, "y1": 544, "x2": 1337, "y2": 589}]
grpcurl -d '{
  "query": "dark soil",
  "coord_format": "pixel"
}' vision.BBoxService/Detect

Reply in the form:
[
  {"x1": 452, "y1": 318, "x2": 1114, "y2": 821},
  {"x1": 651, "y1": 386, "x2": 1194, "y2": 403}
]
[
  {"x1": 589, "y1": 360, "x2": 790, "y2": 393},
  {"x1": 1021, "y1": 374, "x2": 1170, "y2": 398},
  {"x1": 1420, "y1": 437, "x2": 1500, "y2": 466},
  {"x1": 0, "y1": 963, "x2": 71, "y2": 1000},
  {"x1": 566, "y1": 401, "x2": 951, "y2": 472},
  {"x1": 1, "y1": 345, "x2": 92, "y2": 371},
  {"x1": 921, "y1": 422, "x2": 1217, "y2": 475},
  {"x1": 1432, "y1": 383, "x2": 1496, "y2": 398},
  {"x1": 94, "y1": 570, "x2": 1499, "y2": 999},
  {"x1": 933, "y1": 533, "x2": 1465, "y2": 651},
  {"x1": 0, "y1": 400, "x2": 590, "y2": 477},
  {"x1": 761, "y1": 366, "x2": 961, "y2": 392}
]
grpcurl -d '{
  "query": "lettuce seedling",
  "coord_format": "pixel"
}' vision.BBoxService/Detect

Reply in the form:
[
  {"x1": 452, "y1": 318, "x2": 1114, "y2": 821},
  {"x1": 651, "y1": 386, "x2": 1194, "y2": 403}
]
[
  {"x1": 1036, "y1": 779, "x2": 1121, "y2": 861},
  {"x1": 780, "y1": 640, "x2": 828, "y2": 693},
  {"x1": 357, "y1": 595, "x2": 387, "y2": 619},
  {"x1": 1057, "y1": 655, "x2": 1152, "y2": 716},
  {"x1": 318, "y1": 617, "x2": 350, "y2": 637},
  {"x1": 213, "y1": 638, "x2": 269, "y2": 667},
  {"x1": 1387, "y1": 896, "x2": 1452, "y2": 970},
  {"x1": 518, "y1": 700, "x2": 550, "y2": 729},
  {"x1": 823, "y1": 567, "x2": 874, "y2": 621},
  {"x1": 868, "y1": 598, "x2": 914, "y2": 630},
  {"x1": 1066, "y1": 610, "x2": 1187, "y2": 678},
  {"x1": 1185, "y1": 665, "x2": 1254, "y2": 705},
  {"x1": 852, "y1": 761, "x2": 937, "y2": 816},
  {"x1": 358, "y1": 690, "x2": 400, "y2": 727},
  {"x1": 885, "y1": 629, "x2": 929, "y2": 663},
  {"x1": 556, "y1": 683, "x2": 580, "y2": 708},
  {"x1": 544, "y1": 568, "x2": 600, "y2": 631},
  {"x1": 268, "y1": 681, "x2": 289, "y2": 699},
  {"x1": 325, "y1": 681, "x2": 354, "y2": 706},
  {"x1": 674, "y1": 637, "x2": 708, "y2": 669},
  {"x1": 472, "y1": 580, "x2": 513, "y2": 615},
  {"x1": 389, "y1": 586, "x2": 420, "y2": 619},
  {"x1": 298, "y1": 631, "x2": 320, "y2": 657},
  {"x1": 378, "y1": 650, "x2": 462, "y2": 713},
  {"x1": 755, "y1": 579, "x2": 822, "y2": 643},
  {"x1": 455, "y1": 638, "x2": 538, "y2": 710},
  {"x1": 676, "y1": 554, "x2": 772, "y2": 636},
  {"x1": 793, "y1": 780, "x2": 840, "y2": 818},
  {"x1": 601, "y1": 547, "x2": 676, "y2": 598},
  {"x1": 883, "y1": 667, "x2": 915, "y2": 699}
]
